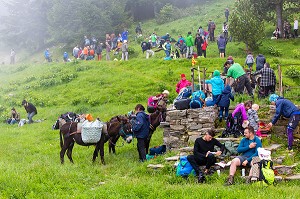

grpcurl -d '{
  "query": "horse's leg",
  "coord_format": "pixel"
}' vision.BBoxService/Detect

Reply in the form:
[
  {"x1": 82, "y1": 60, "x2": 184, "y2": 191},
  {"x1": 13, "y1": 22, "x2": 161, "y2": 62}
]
[
  {"x1": 108, "y1": 137, "x2": 113, "y2": 154},
  {"x1": 146, "y1": 131, "x2": 153, "y2": 154},
  {"x1": 99, "y1": 136, "x2": 106, "y2": 165},
  {"x1": 93, "y1": 143, "x2": 100, "y2": 163},
  {"x1": 66, "y1": 141, "x2": 75, "y2": 163},
  {"x1": 60, "y1": 138, "x2": 69, "y2": 164},
  {"x1": 111, "y1": 135, "x2": 120, "y2": 154}
]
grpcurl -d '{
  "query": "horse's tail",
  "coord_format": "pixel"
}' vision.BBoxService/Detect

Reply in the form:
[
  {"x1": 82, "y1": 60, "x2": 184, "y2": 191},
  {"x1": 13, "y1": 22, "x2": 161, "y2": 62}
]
[{"x1": 59, "y1": 129, "x2": 64, "y2": 149}]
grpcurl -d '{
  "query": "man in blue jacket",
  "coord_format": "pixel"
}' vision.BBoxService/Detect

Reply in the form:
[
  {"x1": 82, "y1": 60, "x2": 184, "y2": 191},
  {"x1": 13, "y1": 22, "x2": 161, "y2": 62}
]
[
  {"x1": 226, "y1": 126, "x2": 262, "y2": 185},
  {"x1": 267, "y1": 94, "x2": 300, "y2": 151},
  {"x1": 255, "y1": 54, "x2": 266, "y2": 71},
  {"x1": 132, "y1": 104, "x2": 150, "y2": 162}
]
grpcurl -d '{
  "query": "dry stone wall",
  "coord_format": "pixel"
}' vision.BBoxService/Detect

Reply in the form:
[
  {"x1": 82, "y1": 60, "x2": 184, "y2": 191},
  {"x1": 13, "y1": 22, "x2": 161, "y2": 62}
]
[{"x1": 162, "y1": 107, "x2": 218, "y2": 150}]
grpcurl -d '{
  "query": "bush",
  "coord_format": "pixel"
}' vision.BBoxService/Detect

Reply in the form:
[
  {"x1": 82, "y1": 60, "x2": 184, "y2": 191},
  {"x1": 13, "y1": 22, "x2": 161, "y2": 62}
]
[
  {"x1": 284, "y1": 66, "x2": 300, "y2": 79},
  {"x1": 156, "y1": 4, "x2": 180, "y2": 24},
  {"x1": 292, "y1": 49, "x2": 300, "y2": 58},
  {"x1": 268, "y1": 45, "x2": 282, "y2": 57}
]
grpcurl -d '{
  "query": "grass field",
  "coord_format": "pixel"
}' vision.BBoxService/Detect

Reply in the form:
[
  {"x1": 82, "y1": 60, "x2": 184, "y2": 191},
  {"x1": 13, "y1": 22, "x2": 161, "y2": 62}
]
[{"x1": 1, "y1": 0, "x2": 300, "y2": 198}]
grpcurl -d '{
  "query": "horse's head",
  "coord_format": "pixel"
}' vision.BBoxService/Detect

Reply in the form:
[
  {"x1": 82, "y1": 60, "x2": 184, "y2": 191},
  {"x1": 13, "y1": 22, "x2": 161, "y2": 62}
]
[
  {"x1": 115, "y1": 115, "x2": 133, "y2": 143},
  {"x1": 52, "y1": 118, "x2": 66, "y2": 130},
  {"x1": 156, "y1": 104, "x2": 167, "y2": 122}
]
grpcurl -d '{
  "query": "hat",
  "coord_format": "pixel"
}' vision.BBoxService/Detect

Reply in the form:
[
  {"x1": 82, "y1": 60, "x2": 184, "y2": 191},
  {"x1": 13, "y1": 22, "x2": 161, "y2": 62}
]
[
  {"x1": 181, "y1": 74, "x2": 186, "y2": 78},
  {"x1": 179, "y1": 40, "x2": 183, "y2": 43},
  {"x1": 85, "y1": 114, "x2": 94, "y2": 122},
  {"x1": 252, "y1": 104, "x2": 259, "y2": 111},
  {"x1": 213, "y1": 70, "x2": 220, "y2": 77},
  {"x1": 269, "y1": 94, "x2": 279, "y2": 102},
  {"x1": 162, "y1": 90, "x2": 169, "y2": 96}
]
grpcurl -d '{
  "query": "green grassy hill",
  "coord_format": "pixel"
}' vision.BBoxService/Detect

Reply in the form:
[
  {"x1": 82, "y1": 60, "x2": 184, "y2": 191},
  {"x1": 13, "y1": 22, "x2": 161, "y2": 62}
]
[{"x1": 1, "y1": 0, "x2": 300, "y2": 198}]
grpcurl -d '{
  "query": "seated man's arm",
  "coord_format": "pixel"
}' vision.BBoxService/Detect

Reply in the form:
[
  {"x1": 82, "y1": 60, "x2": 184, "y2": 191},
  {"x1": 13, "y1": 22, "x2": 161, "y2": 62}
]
[
  {"x1": 237, "y1": 138, "x2": 249, "y2": 153},
  {"x1": 193, "y1": 139, "x2": 206, "y2": 158}
]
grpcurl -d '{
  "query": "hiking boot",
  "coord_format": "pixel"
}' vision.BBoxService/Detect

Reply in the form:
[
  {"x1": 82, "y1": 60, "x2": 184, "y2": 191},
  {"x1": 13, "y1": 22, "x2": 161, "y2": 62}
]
[
  {"x1": 226, "y1": 175, "x2": 234, "y2": 186},
  {"x1": 198, "y1": 174, "x2": 206, "y2": 183},
  {"x1": 288, "y1": 146, "x2": 293, "y2": 151}
]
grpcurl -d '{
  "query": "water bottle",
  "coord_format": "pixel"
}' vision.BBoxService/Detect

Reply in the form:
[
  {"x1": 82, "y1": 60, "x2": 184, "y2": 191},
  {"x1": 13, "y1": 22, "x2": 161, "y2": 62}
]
[{"x1": 242, "y1": 168, "x2": 245, "y2": 177}]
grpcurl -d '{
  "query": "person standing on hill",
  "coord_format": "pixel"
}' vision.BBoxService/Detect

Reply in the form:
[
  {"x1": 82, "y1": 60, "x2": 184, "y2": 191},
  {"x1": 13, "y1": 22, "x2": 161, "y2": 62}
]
[
  {"x1": 205, "y1": 70, "x2": 224, "y2": 104},
  {"x1": 255, "y1": 54, "x2": 266, "y2": 71},
  {"x1": 105, "y1": 41, "x2": 111, "y2": 61},
  {"x1": 294, "y1": 18, "x2": 298, "y2": 38},
  {"x1": 267, "y1": 94, "x2": 300, "y2": 151},
  {"x1": 185, "y1": 32, "x2": 194, "y2": 58},
  {"x1": 217, "y1": 35, "x2": 226, "y2": 58},
  {"x1": 44, "y1": 48, "x2": 52, "y2": 62},
  {"x1": 121, "y1": 40, "x2": 129, "y2": 61},
  {"x1": 201, "y1": 36, "x2": 208, "y2": 58},
  {"x1": 163, "y1": 39, "x2": 172, "y2": 58},
  {"x1": 253, "y1": 63, "x2": 276, "y2": 98},
  {"x1": 73, "y1": 45, "x2": 79, "y2": 59},
  {"x1": 225, "y1": 8, "x2": 229, "y2": 22},
  {"x1": 95, "y1": 43, "x2": 103, "y2": 61},
  {"x1": 22, "y1": 100, "x2": 37, "y2": 124},
  {"x1": 208, "y1": 20, "x2": 216, "y2": 42},
  {"x1": 245, "y1": 52, "x2": 254, "y2": 70},
  {"x1": 151, "y1": 33, "x2": 157, "y2": 47},
  {"x1": 10, "y1": 49, "x2": 16, "y2": 64},
  {"x1": 132, "y1": 104, "x2": 150, "y2": 162},
  {"x1": 194, "y1": 33, "x2": 204, "y2": 57}
]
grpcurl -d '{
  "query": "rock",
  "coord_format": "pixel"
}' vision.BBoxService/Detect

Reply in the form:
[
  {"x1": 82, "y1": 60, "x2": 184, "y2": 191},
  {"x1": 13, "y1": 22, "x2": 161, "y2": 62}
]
[
  {"x1": 274, "y1": 164, "x2": 297, "y2": 175},
  {"x1": 179, "y1": 147, "x2": 193, "y2": 152},
  {"x1": 165, "y1": 156, "x2": 179, "y2": 161},
  {"x1": 285, "y1": 174, "x2": 300, "y2": 180},
  {"x1": 188, "y1": 135, "x2": 200, "y2": 144},
  {"x1": 198, "y1": 128, "x2": 213, "y2": 134},
  {"x1": 159, "y1": 122, "x2": 170, "y2": 127},
  {"x1": 147, "y1": 164, "x2": 164, "y2": 169},
  {"x1": 216, "y1": 138, "x2": 240, "y2": 142},
  {"x1": 265, "y1": 144, "x2": 282, "y2": 151},
  {"x1": 189, "y1": 124, "x2": 203, "y2": 130},
  {"x1": 170, "y1": 125, "x2": 185, "y2": 131},
  {"x1": 275, "y1": 176, "x2": 283, "y2": 181},
  {"x1": 187, "y1": 131, "x2": 200, "y2": 136}
]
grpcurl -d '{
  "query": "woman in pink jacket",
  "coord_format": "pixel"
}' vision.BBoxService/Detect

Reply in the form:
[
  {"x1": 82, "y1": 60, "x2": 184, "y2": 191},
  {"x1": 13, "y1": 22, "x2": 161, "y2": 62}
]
[
  {"x1": 176, "y1": 74, "x2": 192, "y2": 93},
  {"x1": 232, "y1": 100, "x2": 252, "y2": 123}
]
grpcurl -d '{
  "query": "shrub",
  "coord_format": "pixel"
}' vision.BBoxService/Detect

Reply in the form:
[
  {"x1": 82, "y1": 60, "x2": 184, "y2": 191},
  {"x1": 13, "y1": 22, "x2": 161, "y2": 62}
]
[
  {"x1": 268, "y1": 46, "x2": 282, "y2": 57},
  {"x1": 284, "y1": 66, "x2": 300, "y2": 79},
  {"x1": 292, "y1": 49, "x2": 300, "y2": 58}
]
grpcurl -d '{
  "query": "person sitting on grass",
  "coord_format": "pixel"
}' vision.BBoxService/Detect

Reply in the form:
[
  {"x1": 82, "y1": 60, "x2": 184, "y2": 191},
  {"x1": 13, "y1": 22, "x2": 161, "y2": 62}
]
[
  {"x1": 226, "y1": 126, "x2": 262, "y2": 185},
  {"x1": 187, "y1": 129, "x2": 224, "y2": 183},
  {"x1": 6, "y1": 107, "x2": 20, "y2": 125},
  {"x1": 267, "y1": 94, "x2": 300, "y2": 151}
]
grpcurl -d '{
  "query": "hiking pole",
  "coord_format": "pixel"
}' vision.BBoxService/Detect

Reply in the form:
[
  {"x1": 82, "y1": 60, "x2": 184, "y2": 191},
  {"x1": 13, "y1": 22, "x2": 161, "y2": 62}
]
[
  {"x1": 191, "y1": 67, "x2": 195, "y2": 92},
  {"x1": 198, "y1": 66, "x2": 201, "y2": 91}
]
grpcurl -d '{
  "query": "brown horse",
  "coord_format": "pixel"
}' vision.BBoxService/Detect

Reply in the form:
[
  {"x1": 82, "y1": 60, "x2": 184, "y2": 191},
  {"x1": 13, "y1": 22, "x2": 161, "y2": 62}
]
[
  {"x1": 145, "y1": 104, "x2": 167, "y2": 154},
  {"x1": 59, "y1": 115, "x2": 132, "y2": 165}
]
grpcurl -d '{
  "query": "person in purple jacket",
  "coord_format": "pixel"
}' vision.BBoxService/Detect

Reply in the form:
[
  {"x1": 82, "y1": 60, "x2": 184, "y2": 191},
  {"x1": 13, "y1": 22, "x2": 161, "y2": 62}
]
[{"x1": 232, "y1": 100, "x2": 252, "y2": 124}]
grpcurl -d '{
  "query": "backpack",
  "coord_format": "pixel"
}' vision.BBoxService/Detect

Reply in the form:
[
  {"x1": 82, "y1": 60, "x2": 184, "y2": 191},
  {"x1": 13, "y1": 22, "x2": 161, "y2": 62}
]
[
  {"x1": 221, "y1": 112, "x2": 244, "y2": 138},
  {"x1": 189, "y1": 90, "x2": 205, "y2": 109},
  {"x1": 149, "y1": 145, "x2": 166, "y2": 156},
  {"x1": 176, "y1": 156, "x2": 195, "y2": 177},
  {"x1": 259, "y1": 159, "x2": 275, "y2": 185},
  {"x1": 147, "y1": 96, "x2": 157, "y2": 113}
]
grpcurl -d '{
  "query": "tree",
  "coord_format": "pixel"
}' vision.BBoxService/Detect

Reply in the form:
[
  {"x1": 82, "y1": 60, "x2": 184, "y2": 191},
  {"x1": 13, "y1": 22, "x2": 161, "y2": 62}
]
[
  {"x1": 0, "y1": 0, "x2": 51, "y2": 50},
  {"x1": 249, "y1": 0, "x2": 300, "y2": 34},
  {"x1": 230, "y1": 0, "x2": 265, "y2": 51}
]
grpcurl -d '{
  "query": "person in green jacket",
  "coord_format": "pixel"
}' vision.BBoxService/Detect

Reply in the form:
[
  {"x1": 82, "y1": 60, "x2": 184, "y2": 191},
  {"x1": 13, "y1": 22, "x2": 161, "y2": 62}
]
[
  {"x1": 185, "y1": 31, "x2": 194, "y2": 58},
  {"x1": 225, "y1": 62, "x2": 253, "y2": 96}
]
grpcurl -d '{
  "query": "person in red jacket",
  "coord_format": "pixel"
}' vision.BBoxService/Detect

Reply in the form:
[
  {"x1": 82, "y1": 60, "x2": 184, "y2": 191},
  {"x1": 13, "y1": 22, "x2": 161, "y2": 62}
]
[
  {"x1": 201, "y1": 36, "x2": 208, "y2": 58},
  {"x1": 176, "y1": 74, "x2": 192, "y2": 94}
]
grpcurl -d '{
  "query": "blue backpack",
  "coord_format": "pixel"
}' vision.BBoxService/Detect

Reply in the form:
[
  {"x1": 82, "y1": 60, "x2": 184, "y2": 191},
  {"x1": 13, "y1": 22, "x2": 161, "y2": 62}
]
[
  {"x1": 176, "y1": 156, "x2": 195, "y2": 177},
  {"x1": 190, "y1": 90, "x2": 206, "y2": 109}
]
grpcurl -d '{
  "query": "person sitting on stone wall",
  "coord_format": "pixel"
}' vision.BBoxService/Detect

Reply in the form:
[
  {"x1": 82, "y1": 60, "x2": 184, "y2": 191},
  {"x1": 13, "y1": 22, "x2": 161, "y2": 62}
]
[{"x1": 187, "y1": 129, "x2": 225, "y2": 183}]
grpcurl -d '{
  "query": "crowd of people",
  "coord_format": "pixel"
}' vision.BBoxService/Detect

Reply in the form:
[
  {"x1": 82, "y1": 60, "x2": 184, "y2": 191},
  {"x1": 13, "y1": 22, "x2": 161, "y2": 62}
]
[{"x1": 272, "y1": 18, "x2": 298, "y2": 39}]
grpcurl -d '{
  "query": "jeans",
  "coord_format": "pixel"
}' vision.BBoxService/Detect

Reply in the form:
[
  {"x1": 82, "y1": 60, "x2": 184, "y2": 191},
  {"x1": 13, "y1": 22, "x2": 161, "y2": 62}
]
[
  {"x1": 186, "y1": 46, "x2": 193, "y2": 58},
  {"x1": 121, "y1": 52, "x2": 128, "y2": 60},
  {"x1": 27, "y1": 112, "x2": 36, "y2": 124},
  {"x1": 219, "y1": 106, "x2": 229, "y2": 119},
  {"x1": 165, "y1": 50, "x2": 170, "y2": 57},
  {"x1": 137, "y1": 138, "x2": 147, "y2": 161}
]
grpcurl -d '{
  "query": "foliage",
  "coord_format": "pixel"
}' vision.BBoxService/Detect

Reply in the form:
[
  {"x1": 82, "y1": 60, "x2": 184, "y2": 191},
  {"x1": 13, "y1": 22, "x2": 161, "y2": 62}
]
[
  {"x1": 268, "y1": 46, "x2": 283, "y2": 57},
  {"x1": 230, "y1": 0, "x2": 265, "y2": 51},
  {"x1": 284, "y1": 66, "x2": 300, "y2": 79},
  {"x1": 156, "y1": 4, "x2": 180, "y2": 24},
  {"x1": 292, "y1": 49, "x2": 300, "y2": 58}
]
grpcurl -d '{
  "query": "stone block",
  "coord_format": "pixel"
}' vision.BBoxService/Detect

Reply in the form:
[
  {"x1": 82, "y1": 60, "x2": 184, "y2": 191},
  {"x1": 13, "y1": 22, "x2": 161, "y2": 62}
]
[
  {"x1": 165, "y1": 116, "x2": 170, "y2": 122},
  {"x1": 169, "y1": 131, "x2": 182, "y2": 138},
  {"x1": 202, "y1": 123, "x2": 214, "y2": 128},
  {"x1": 274, "y1": 165, "x2": 297, "y2": 175},
  {"x1": 187, "y1": 131, "x2": 201, "y2": 136},
  {"x1": 165, "y1": 156, "x2": 180, "y2": 161},
  {"x1": 188, "y1": 135, "x2": 200, "y2": 144},
  {"x1": 189, "y1": 124, "x2": 203, "y2": 130},
  {"x1": 198, "y1": 128, "x2": 213, "y2": 134},
  {"x1": 169, "y1": 120, "x2": 181, "y2": 125},
  {"x1": 179, "y1": 147, "x2": 193, "y2": 152},
  {"x1": 170, "y1": 125, "x2": 185, "y2": 131}
]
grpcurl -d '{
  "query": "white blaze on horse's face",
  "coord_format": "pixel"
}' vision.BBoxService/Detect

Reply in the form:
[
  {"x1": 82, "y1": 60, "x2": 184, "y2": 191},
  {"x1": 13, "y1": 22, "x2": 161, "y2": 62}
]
[{"x1": 126, "y1": 136, "x2": 133, "y2": 143}]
